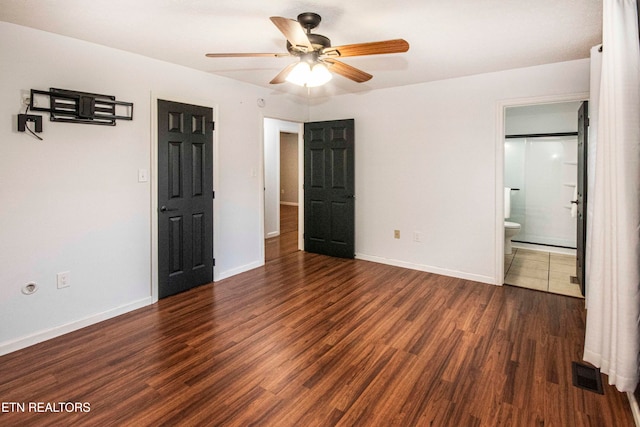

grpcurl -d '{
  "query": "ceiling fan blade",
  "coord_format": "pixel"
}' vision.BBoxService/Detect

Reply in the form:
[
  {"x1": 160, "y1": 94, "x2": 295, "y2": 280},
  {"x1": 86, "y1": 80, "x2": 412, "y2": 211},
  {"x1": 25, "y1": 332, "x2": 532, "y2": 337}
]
[
  {"x1": 323, "y1": 39, "x2": 409, "y2": 58},
  {"x1": 324, "y1": 59, "x2": 373, "y2": 83},
  {"x1": 270, "y1": 16, "x2": 313, "y2": 51},
  {"x1": 270, "y1": 62, "x2": 299, "y2": 84},
  {"x1": 206, "y1": 52, "x2": 291, "y2": 58}
]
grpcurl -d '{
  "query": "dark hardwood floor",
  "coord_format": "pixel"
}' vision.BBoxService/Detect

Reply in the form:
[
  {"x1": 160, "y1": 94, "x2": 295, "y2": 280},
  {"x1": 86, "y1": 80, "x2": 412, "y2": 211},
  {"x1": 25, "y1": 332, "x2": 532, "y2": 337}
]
[
  {"x1": 265, "y1": 204, "x2": 299, "y2": 261},
  {"x1": 0, "y1": 252, "x2": 633, "y2": 426}
]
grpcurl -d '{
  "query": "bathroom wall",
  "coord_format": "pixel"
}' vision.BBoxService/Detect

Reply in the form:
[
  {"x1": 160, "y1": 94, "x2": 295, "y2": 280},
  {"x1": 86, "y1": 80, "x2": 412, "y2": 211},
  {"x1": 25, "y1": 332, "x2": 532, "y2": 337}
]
[
  {"x1": 504, "y1": 102, "x2": 582, "y2": 248},
  {"x1": 505, "y1": 136, "x2": 578, "y2": 247}
]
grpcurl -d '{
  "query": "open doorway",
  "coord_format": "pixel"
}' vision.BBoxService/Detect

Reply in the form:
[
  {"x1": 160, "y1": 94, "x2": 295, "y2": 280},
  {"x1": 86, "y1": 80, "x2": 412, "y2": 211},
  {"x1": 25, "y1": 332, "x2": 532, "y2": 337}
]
[
  {"x1": 263, "y1": 118, "x2": 303, "y2": 261},
  {"x1": 499, "y1": 99, "x2": 587, "y2": 298}
]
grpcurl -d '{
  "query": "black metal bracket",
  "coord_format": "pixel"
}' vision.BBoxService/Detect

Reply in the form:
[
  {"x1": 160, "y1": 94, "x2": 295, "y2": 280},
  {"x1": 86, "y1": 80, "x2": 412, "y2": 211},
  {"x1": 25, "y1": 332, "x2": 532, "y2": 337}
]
[
  {"x1": 17, "y1": 114, "x2": 43, "y2": 132},
  {"x1": 29, "y1": 88, "x2": 133, "y2": 126}
]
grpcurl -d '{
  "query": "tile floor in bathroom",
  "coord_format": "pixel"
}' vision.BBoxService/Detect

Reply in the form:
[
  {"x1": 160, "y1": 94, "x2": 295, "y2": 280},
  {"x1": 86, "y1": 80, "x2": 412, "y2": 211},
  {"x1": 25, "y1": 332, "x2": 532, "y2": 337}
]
[{"x1": 504, "y1": 248, "x2": 584, "y2": 298}]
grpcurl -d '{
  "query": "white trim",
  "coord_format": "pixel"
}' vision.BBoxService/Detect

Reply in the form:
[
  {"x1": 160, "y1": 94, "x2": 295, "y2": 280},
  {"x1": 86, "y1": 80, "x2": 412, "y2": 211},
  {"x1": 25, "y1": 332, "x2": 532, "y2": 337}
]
[
  {"x1": 495, "y1": 92, "x2": 589, "y2": 286},
  {"x1": 297, "y1": 129, "x2": 304, "y2": 251},
  {"x1": 150, "y1": 92, "x2": 219, "y2": 297},
  {"x1": 356, "y1": 253, "x2": 495, "y2": 285},
  {"x1": 0, "y1": 297, "x2": 153, "y2": 357},
  {"x1": 628, "y1": 392, "x2": 640, "y2": 427},
  {"x1": 216, "y1": 260, "x2": 264, "y2": 281},
  {"x1": 258, "y1": 115, "x2": 266, "y2": 261}
]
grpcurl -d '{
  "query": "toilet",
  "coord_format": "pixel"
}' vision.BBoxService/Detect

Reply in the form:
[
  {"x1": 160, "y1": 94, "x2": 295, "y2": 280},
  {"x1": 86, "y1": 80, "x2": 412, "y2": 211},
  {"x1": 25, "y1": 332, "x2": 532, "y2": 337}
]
[
  {"x1": 504, "y1": 221, "x2": 521, "y2": 255},
  {"x1": 504, "y1": 187, "x2": 521, "y2": 254}
]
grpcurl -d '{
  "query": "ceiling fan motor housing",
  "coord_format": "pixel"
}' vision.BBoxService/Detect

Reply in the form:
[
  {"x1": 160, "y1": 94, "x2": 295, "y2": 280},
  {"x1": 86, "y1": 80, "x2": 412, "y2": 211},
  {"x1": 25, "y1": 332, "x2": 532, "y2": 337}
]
[{"x1": 286, "y1": 33, "x2": 331, "y2": 55}]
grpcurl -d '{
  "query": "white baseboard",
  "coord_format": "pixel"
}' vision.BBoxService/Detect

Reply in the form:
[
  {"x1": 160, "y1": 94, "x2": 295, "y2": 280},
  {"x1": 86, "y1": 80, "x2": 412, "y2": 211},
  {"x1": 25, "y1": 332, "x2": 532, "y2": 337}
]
[
  {"x1": 629, "y1": 391, "x2": 640, "y2": 427},
  {"x1": 280, "y1": 202, "x2": 299, "y2": 206},
  {"x1": 355, "y1": 253, "x2": 496, "y2": 285},
  {"x1": 0, "y1": 297, "x2": 153, "y2": 357},
  {"x1": 215, "y1": 260, "x2": 264, "y2": 281}
]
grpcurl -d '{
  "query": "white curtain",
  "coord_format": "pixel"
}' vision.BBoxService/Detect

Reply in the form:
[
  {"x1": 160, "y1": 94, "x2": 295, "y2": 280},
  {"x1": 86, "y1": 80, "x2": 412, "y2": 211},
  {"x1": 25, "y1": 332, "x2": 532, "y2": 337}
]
[{"x1": 584, "y1": 0, "x2": 640, "y2": 392}]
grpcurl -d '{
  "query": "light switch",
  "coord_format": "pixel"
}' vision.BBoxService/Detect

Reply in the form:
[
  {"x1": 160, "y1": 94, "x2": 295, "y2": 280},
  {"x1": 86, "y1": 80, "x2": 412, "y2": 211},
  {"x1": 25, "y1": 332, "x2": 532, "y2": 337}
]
[{"x1": 138, "y1": 169, "x2": 148, "y2": 182}]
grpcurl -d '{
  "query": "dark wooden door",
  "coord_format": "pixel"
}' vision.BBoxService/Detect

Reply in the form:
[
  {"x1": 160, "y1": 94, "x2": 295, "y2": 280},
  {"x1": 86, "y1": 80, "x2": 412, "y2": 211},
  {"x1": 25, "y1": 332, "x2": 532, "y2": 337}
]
[
  {"x1": 304, "y1": 119, "x2": 355, "y2": 258},
  {"x1": 158, "y1": 100, "x2": 213, "y2": 298},
  {"x1": 576, "y1": 101, "x2": 588, "y2": 296}
]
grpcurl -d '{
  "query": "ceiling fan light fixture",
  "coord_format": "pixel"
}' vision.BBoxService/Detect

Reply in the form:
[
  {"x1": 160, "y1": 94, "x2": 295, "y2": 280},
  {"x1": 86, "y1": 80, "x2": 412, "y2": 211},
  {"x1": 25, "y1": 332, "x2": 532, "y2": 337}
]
[{"x1": 286, "y1": 61, "x2": 332, "y2": 87}]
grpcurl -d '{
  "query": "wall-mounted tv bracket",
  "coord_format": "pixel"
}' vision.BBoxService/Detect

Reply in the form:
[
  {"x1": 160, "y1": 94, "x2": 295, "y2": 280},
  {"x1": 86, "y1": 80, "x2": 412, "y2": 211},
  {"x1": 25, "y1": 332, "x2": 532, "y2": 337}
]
[
  {"x1": 29, "y1": 88, "x2": 133, "y2": 126},
  {"x1": 17, "y1": 113, "x2": 43, "y2": 132}
]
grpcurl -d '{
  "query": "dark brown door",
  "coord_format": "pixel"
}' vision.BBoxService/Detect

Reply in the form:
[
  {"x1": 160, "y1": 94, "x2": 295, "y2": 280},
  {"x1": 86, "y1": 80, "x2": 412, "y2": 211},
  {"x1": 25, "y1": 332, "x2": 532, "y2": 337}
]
[
  {"x1": 304, "y1": 119, "x2": 355, "y2": 258},
  {"x1": 158, "y1": 100, "x2": 213, "y2": 298},
  {"x1": 576, "y1": 101, "x2": 588, "y2": 296}
]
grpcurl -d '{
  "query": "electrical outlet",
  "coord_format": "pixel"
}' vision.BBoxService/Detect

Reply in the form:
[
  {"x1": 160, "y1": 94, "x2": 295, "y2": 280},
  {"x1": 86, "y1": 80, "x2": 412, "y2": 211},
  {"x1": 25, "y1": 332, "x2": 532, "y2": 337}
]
[
  {"x1": 22, "y1": 94, "x2": 31, "y2": 107},
  {"x1": 57, "y1": 271, "x2": 70, "y2": 289},
  {"x1": 394, "y1": 229, "x2": 400, "y2": 239}
]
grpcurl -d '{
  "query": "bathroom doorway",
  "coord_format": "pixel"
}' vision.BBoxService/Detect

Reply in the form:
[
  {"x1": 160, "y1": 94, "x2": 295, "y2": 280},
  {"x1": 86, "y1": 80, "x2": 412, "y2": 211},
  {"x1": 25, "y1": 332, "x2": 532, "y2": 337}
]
[{"x1": 501, "y1": 100, "x2": 586, "y2": 298}]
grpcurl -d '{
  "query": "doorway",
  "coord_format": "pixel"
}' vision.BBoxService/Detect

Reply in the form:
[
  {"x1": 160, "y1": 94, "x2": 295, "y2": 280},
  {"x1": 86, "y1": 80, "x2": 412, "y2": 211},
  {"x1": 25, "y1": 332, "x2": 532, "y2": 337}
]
[
  {"x1": 263, "y1": 118, "x2": 303, "y2": 261},
  {"x1": 497, "y1": 96, "x2": 588, "y2": 298},
  {"x1": 262, "y1": 118, "x2": 356, "y2": 261}
]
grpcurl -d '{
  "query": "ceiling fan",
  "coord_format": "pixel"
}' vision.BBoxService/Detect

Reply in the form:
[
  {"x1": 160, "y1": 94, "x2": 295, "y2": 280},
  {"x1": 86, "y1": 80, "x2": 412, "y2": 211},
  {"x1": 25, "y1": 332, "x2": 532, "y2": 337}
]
[{"x1": 205, "y1": 12, "x2": 410, "y2": 87}]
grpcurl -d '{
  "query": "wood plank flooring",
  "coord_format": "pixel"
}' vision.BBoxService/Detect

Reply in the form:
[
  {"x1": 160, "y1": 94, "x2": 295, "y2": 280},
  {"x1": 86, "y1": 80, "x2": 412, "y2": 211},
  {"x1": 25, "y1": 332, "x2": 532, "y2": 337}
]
[
  {"x1": 265, "y1": 204, "x2": 299, "y2": 261},
  {"x1": 0, "y1": 253, "x2": 633, "y2": 426}
]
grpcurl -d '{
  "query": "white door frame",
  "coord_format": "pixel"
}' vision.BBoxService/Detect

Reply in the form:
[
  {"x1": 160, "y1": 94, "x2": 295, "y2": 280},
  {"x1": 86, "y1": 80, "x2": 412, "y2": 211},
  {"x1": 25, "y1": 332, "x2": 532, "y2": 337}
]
[{"x1": 494, "y1": 92, "x2": 589, "y2": 284}]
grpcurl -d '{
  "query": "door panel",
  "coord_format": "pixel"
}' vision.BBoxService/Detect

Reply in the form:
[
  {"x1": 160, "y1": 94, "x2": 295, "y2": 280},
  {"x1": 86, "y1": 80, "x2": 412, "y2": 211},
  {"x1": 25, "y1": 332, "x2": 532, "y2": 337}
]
[
  {"x1": 576, "y1": 101, "x2": 588, "y2": 296},
  {"x1": 304, "y1": 119, "x2": 355, "y2": 258},
  {"x1": 158, "y1": 100, "x2": 213, "y2": 298}
]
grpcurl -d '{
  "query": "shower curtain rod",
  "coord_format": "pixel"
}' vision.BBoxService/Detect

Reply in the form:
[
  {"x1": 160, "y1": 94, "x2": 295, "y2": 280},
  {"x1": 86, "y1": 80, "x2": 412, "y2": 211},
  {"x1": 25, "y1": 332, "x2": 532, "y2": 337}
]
[{"x1": 505, "y1": 131, "x2": 578, "y2": 139}]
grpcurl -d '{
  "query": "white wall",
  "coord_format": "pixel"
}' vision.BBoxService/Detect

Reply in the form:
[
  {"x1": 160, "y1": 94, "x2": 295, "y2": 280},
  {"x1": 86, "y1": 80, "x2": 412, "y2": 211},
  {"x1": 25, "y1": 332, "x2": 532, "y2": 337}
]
[
  {"x1": 505, "y1": 101, "x2": 581, "y2": 134},
  {"x1": 0, "y1": 22, "x2": 308, "y2": 354},
  {"x1": 309, "y1": 59, "x2": 590, "y2": 283}
]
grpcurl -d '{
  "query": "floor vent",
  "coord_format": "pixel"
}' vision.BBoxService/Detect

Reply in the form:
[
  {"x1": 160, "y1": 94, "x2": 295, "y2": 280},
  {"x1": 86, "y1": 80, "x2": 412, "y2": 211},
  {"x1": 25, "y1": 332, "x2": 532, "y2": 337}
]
[
  {"x1": 572, "y1": 362, "x2": 604, "y2": 394},
  {"x1": 570, "y1": 276, "x2": 579, "y2": 284}
]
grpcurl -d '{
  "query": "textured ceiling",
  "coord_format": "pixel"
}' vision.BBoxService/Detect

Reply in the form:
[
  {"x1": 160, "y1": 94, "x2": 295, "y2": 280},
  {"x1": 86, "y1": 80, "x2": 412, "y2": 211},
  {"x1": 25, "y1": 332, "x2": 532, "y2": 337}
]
[{"x1": 0, "y1": 0, "x2": 603, "y2": 97}]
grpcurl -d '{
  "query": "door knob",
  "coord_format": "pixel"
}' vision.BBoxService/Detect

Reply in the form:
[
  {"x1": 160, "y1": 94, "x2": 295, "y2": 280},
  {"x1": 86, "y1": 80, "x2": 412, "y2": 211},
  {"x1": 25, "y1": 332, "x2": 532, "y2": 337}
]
[
  {"x1": 571, "y1": 200, "x2": 579, "y2": 205},
  {"x1": 160, "y1": 206, "x2": 178, "y2": 212}
]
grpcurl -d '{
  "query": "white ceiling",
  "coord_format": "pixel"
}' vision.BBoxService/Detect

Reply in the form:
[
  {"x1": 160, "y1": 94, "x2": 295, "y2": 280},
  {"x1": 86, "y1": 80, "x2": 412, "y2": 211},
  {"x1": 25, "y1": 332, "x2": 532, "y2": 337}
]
[{"x1": 0, "y1": 0, "x2": 602, "y2": 97}]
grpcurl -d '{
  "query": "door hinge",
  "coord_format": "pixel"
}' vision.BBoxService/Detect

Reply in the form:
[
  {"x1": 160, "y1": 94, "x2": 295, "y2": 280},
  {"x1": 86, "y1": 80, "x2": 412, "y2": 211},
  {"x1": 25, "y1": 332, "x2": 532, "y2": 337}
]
[
  {"x1": 213, "y1": 258, "x2": 216, "y2": 266},
  {"x1": 210, "y1": 121, "x2": 215, "y2": 130},
  {"x1": 585, "y1": 117, "x2": 590, "y2": 127},
  {"x1": 212, "y1": 191, "x2": 215, "y2": 199}
]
